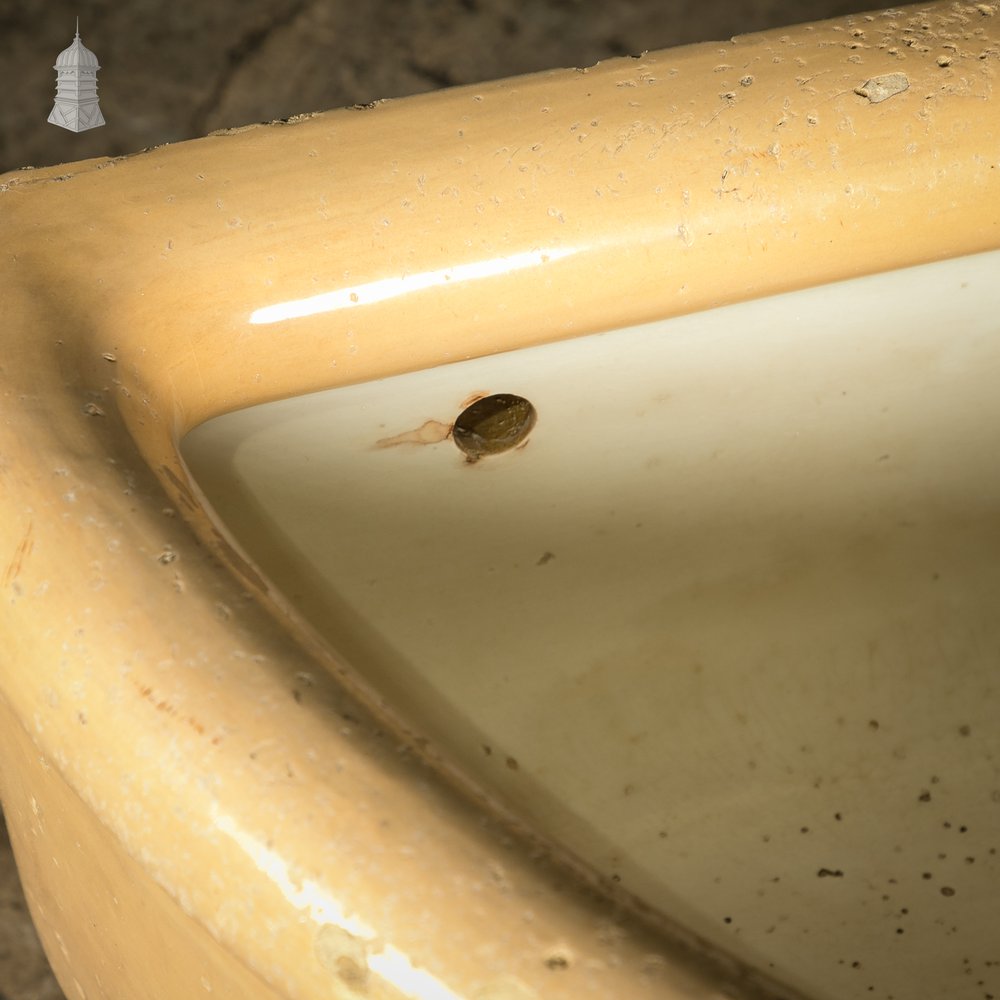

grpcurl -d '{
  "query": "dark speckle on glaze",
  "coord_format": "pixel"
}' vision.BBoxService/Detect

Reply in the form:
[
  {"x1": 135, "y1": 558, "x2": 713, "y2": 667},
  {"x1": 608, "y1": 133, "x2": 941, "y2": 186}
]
[{"x1": 453, "y1": 393, "x2": 536, "y2": 462}]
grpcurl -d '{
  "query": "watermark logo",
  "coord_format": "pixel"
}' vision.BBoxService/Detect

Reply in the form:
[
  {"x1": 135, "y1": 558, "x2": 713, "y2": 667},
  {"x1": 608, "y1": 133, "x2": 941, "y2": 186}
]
[{"x1": 48, "y1": 18, "x2": 105, "y2": 132}]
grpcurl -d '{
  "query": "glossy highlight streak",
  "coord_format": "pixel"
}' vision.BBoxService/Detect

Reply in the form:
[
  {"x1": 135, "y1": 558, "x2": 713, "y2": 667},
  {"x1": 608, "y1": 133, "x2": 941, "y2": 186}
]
[
  {"x1": 249, "y1": 248, "x2": 577, "y2": 325},
  {"x1": 210, "y1": 804, "x2": 465, "y2": 1000}
]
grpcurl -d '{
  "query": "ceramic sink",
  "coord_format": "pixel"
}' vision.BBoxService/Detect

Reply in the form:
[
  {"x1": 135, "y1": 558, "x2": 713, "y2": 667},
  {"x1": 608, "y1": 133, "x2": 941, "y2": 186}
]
[
  {"x1": 2, "y1": 3, "x2": 999, "y2": 999},
  {"x1": 181, "y1": 247, "x2": 1000, "y2": 1000}
]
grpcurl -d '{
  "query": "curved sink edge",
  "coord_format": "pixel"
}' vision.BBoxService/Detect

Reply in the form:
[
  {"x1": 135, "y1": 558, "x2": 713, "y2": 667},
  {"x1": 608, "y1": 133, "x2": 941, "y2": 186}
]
[{"x1": 3, "y1": 2, "x2": 999, "y2": 998}]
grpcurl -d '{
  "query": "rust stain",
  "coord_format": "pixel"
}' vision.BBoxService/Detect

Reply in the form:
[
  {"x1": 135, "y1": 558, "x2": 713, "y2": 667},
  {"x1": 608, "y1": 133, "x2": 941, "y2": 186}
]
[
  {"x1": 210, "y1": 527, "x2": 269, "y2": 594},
  {"x1": 129, "y1": 675, "x2": 216, "y2": 743},
  {"x1": 159, "y1": 463, "x2": 199, "y2": 511},
  {"x1": 3, "y1": 520, "x2": 34, "y2": 588},
  {"x1": 459, "y1": 390, "x2": 489, "y2": 409},
  {"x1": 159, "y1": 463, "x2": 269, "y2": 595},
  {"x1": 375, "y1": 419, "x2": 452, "y2": 449}
]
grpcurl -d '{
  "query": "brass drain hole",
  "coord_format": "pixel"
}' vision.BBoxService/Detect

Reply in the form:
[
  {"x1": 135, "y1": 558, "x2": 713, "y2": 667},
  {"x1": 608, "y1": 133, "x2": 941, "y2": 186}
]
[{"x1": 453, "y1": 393, "x2": 537, "y2": 462}]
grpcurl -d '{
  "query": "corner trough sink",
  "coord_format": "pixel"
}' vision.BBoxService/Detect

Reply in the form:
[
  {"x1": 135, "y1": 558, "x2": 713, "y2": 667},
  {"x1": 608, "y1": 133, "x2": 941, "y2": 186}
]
[
  {"x1": 183, "y1": 249, "x2": 1000, "y2": 1000},
  {"x1": 4, "y1": 4, "x2": 1000, "y2": 999}
]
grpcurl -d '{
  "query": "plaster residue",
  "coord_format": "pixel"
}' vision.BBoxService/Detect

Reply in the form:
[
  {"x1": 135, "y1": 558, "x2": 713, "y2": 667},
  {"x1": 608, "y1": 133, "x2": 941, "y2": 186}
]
[
  {"x1": 854, "y1": 72, "x2": 910, "y2": 103},
  {"x1": 207, "y1": 111, "x2": 324, "y2": 136}
]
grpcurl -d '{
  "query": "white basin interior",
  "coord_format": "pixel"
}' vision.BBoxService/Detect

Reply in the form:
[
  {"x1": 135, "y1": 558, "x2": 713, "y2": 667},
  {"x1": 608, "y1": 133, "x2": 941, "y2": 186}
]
[{"x1": 182, "y1": 250, "x2": 1000, "y2": 1000}]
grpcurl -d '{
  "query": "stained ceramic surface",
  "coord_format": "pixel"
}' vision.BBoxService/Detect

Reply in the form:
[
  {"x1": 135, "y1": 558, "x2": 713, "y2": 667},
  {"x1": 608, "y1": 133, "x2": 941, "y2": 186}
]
[{"x1": 183, "y1": 250, "x2": 1000, "y2": 1000}]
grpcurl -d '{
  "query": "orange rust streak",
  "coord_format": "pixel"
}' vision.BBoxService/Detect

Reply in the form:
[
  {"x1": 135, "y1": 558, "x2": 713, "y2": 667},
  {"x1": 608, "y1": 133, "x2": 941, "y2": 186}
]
[
  {"x1": 129, "y1": 676, "x2": 216, "y2": 744},
  {"x1": 3, "y1": 521, "x2": 34, "y2": 588},
  {"x1": 375, "y1": 419, "x2": 452, "y2": 449}
]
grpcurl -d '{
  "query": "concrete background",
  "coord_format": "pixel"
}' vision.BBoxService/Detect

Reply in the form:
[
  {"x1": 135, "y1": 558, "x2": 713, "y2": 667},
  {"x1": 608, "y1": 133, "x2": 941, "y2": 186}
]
[
  {"x1": 2, "y1": 0, "x2": 880, "y2": 997},
  {"x1": 1, "y1": 0, "x2": 874, "y2": 174}
]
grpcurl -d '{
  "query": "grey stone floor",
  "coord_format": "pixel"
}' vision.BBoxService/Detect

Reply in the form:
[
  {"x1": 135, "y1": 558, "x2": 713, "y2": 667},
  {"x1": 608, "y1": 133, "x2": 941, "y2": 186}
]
[{"x1": 1, "y1": 0, "x2": 881, "y2": 996}]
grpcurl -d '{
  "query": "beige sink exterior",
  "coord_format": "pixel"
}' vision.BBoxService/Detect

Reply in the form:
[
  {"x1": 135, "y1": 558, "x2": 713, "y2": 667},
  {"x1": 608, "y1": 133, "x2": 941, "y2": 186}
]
[{"x1": 1, "y1": 3, "x2": 999, "y2": 999}]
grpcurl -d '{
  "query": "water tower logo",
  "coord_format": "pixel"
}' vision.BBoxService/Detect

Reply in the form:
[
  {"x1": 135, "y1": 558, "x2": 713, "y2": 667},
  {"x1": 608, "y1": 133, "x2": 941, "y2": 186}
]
[{"x1": 48, "y1": 19, "x2": 106, "y2": 132}]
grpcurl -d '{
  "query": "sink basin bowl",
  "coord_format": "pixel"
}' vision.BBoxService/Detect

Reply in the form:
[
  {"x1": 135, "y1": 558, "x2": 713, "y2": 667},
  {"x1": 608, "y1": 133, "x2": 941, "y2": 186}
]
[
  {"x1": 2, "y1": 3, "x2": 999, "y2": 999},
  {"x1": 182, "y1": 248, "x2": 1000, "y2": 1000}
]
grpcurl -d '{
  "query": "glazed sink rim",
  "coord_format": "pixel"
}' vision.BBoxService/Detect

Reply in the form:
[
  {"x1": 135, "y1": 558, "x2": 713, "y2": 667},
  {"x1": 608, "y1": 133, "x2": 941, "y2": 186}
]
[{"x1": 2, "y1": 4, "x2": 999, "y2": 999}]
